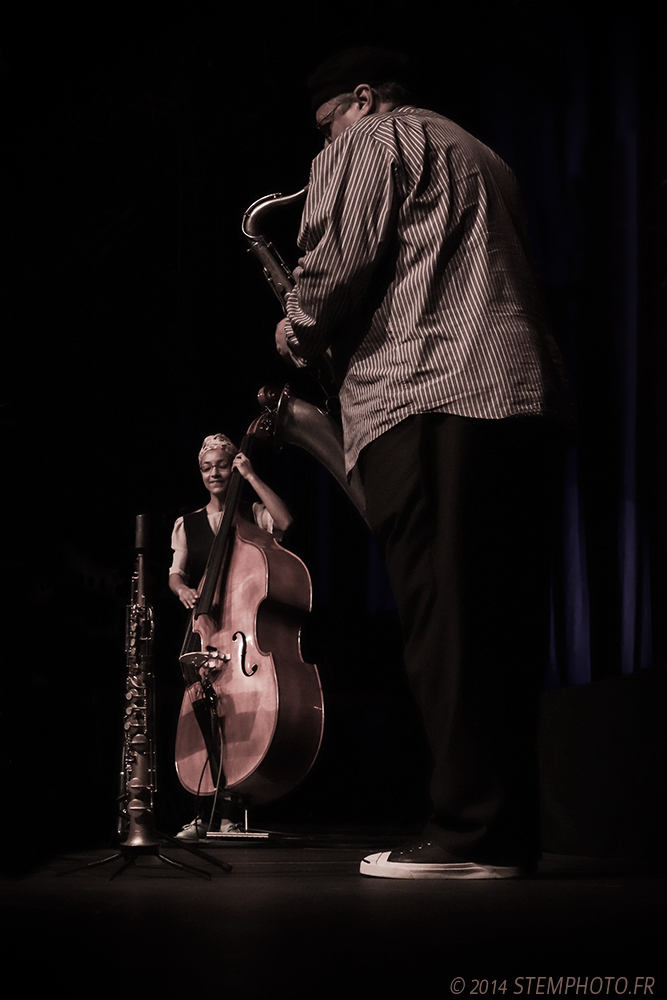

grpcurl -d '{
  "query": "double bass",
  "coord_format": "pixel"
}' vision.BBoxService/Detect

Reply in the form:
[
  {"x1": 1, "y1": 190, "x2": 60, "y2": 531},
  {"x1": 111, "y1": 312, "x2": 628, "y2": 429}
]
[{"x1": 173, "y1": 409, "x2": 324, "y2": 809}]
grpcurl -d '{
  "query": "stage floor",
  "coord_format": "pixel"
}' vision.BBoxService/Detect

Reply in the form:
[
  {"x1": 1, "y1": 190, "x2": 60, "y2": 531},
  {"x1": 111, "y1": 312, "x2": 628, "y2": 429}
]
[{"x1": 2, "y1": 827, "x2": 660, "y2": 996}]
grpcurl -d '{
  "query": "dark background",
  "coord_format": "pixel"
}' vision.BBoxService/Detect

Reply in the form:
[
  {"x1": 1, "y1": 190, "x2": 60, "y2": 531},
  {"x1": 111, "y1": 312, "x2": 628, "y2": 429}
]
[{"x1": 1, "y1": 1, "x2": 665, "y2": 864}]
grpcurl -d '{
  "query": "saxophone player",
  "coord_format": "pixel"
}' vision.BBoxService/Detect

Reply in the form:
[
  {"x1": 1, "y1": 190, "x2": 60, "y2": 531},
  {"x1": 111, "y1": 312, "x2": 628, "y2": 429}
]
[{"x1": 275, "y1": 46, "x2": 572, "y2": 879}]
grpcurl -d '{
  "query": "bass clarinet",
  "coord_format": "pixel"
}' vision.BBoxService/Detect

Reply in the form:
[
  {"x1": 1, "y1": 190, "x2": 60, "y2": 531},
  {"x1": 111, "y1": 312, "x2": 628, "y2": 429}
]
[{"x1": 117, "y1": 514, "x2": 160, "y2": 847}]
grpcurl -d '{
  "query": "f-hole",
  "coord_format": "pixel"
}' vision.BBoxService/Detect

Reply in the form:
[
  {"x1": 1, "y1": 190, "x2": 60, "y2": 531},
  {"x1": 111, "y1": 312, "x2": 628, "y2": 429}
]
[{"x1": 232, "y1": 631, "x2": 258, "y2": 677}]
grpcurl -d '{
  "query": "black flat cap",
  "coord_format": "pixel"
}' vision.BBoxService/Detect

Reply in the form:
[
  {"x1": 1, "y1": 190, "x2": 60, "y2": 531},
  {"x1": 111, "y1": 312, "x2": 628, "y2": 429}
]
[{"x1": 307, "y1": 46, "x2": 410, "y2": 110}]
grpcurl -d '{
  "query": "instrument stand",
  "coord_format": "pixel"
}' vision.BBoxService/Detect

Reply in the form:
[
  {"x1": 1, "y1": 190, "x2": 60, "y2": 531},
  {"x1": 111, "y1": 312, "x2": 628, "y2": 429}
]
[{"x1": 59, "y1": 832, "x2": 232, "y2": 880}]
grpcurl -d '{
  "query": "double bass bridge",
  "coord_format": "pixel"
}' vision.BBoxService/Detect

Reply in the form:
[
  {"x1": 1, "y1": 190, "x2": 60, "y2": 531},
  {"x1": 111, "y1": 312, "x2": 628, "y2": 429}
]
[
  {"x1": 180, "y1": 638, "x2": 257, "y2": 683},
  {"x1": 179, "y1": 648, "x2": 231, "y2": 689}
]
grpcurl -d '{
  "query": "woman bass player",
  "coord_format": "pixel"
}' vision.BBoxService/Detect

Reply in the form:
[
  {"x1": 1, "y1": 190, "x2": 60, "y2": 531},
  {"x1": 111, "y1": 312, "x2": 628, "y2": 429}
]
[{"x1": 168, "y1": 432, "x2": 293, "y2": 839}]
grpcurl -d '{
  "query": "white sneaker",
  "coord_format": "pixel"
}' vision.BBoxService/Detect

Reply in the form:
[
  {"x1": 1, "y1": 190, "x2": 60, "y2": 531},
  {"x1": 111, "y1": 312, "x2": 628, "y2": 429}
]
[
  {"x1": 175, "y1": 819, "x2": 209, "y2": 840},
  {"x1": 176, "y1": 818, "x2": 241, "y2": 839},
  {"x1": 360, "y1": 843, "x2": 527, "y2": 880}
]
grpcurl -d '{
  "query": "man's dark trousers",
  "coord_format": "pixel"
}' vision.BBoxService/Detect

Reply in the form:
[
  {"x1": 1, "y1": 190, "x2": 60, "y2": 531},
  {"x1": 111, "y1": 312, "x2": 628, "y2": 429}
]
[{"x1": 358, "y1": 412, "x2": 561, "y2": 867}]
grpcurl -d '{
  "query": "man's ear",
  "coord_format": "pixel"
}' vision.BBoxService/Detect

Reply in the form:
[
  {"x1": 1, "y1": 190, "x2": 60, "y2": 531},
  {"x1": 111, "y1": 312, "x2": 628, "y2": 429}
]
[{"x1": 353, "y1": 83, "x2": 377, "y2": 116}]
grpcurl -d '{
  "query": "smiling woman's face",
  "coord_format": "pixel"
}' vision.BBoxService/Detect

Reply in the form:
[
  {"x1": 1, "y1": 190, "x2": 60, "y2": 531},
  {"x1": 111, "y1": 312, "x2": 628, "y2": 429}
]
[{"x1": 199, "y1": 450, "x2": 233, "y2": 499}]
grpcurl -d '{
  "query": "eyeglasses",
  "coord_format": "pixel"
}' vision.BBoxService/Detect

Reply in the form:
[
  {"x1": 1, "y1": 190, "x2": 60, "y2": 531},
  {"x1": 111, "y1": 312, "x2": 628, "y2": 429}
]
[
  {"x1": 316, "y1": 101, "x2": 344, "y2": 140},
  {"x1": 200, "y1": 461, "x2": 230, "y2": 473}
]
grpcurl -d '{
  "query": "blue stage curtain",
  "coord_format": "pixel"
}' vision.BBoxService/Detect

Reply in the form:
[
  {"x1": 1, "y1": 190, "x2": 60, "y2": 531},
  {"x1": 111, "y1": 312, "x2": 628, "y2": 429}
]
[
  {"x1": 486, "y1": 8, "x2": 665, "y2": 687},
  {"x1": 360, "y1": 9, "x2": 665, "y2": 690}
]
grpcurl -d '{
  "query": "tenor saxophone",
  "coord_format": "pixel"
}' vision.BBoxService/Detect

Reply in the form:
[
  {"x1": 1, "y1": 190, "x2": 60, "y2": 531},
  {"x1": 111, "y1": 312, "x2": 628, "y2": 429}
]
[
  {"x1": 242, "y1": 186, "x2": 340, "y2": 407},
  {"x1": 243, "y1": 188, "x2": 367, "y2": 521}
]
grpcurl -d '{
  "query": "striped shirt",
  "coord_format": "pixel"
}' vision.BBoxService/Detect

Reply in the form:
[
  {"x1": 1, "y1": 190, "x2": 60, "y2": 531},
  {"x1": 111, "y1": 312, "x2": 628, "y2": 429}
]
[{"x1": 284, "y1": 106, "x2": 571, "y2": 473}]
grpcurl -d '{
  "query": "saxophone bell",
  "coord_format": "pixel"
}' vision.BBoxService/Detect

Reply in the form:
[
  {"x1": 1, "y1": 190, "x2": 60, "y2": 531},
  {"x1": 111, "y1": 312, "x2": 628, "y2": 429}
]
[{"x1": 258, "y1": 384, "x2": 367, "y2": 523}]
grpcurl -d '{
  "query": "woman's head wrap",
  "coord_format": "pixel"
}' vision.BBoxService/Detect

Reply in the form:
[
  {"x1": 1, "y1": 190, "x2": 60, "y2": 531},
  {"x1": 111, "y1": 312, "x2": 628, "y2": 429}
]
[{"x1": 198, "y1": 433, "x2": 237, "y2": 465}]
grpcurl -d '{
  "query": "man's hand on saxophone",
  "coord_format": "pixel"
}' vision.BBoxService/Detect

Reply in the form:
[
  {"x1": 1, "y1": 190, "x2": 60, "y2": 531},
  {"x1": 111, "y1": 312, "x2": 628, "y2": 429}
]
[
  {"x1": 275, "y1": 318, "x2": 292, "y2": 359},
  {"x1": 276, "y1": 319, "x2": 306, "y2": 368}
]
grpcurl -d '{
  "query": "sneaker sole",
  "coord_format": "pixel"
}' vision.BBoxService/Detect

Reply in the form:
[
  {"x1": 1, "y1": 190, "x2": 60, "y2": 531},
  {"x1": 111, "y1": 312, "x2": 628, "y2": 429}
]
[{"x1": 360, "y1": 851, "x2": 524, "y2": 880}]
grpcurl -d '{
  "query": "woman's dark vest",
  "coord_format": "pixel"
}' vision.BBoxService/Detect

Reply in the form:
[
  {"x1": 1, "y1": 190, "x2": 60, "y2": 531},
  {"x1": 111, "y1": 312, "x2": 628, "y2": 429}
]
[{"x1": 182, "y1": 503, "x2": 254, "y2": 590}]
